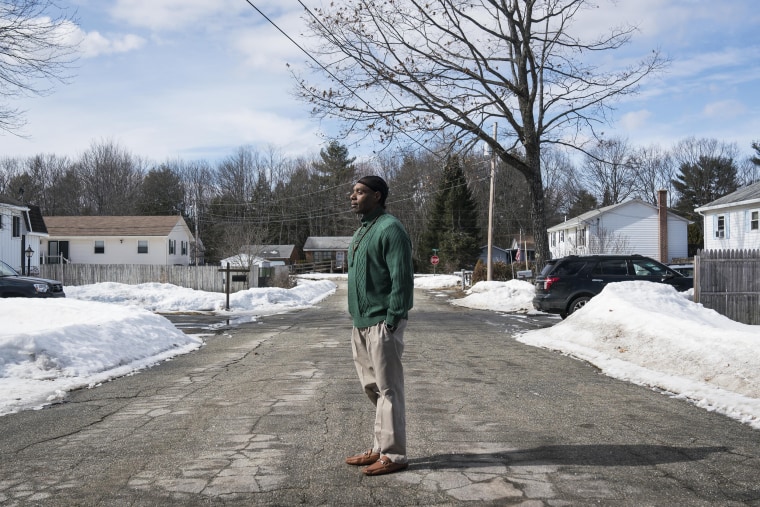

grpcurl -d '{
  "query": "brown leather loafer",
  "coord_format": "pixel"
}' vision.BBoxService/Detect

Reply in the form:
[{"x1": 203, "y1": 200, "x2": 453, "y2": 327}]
[
  {"x1": 362, "y1": 455, "x2": 408, "y2": 476},
  {"x1": 346, "y1": 449, "x2": 380, "y2": 466}
]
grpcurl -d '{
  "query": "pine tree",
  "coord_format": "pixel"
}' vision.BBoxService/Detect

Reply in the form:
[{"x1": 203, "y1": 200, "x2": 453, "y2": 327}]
[
  {"x1": 567, "y1": 189, "x2": 598, "y2": 217},
  {"x1": 312, "y1": 141, "x2": 357, "y2": 236},
  {"x1": 136, "y1": 166, "x2": 186, "y2": 215},
  {"x1": 672, "y1": 154, "x2": 739, "y2": 254},
  {"x1": 420, "y1": 155, "x2": 481, "y2": 273}
]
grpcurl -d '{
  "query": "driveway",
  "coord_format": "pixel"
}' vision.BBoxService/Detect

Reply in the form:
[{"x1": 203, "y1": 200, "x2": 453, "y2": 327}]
[{"x1": 0, "y1": 282, "x2": 757, "y2": 505}]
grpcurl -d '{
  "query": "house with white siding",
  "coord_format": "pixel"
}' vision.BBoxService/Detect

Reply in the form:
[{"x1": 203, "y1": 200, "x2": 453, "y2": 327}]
[
  {"x1": 694, "y1": 180, "x2": 760, "y2": 250},
  {"x1": 547, "y1": 191, "x2": 690, "y2": 263},
  {"x1": 0, "y1": 196, "x2": 49, "y2": 274},
  {"x1": 42, "y1": 215, "x2": 199, "y2": 266}
]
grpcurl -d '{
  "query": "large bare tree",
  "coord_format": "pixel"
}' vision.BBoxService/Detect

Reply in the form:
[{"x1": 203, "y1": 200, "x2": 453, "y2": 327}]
[
  {"x1": 294, "y1": 0, "x2": 666, "y2": 264},
  {"x1": 0, "y1": 0, "x2": 78, "y2": 134},
  {"x1": 74, "y1": 139, "x2": 145, "y2": 215}
]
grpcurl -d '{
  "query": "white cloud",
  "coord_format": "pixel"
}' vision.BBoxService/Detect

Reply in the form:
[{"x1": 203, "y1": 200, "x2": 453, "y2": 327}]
[
  {"x1": 77, "y1": 30, "x2": 146, "y2": 58},
  {"x1": 109, "y1": 0, "x2": 246, "y2": 31},
  {"x1": 619, "y1": 110, "x2": 652, "y2": 131},
  {"x1": 702, "y1": 100, "x2": 746, "y2": 119}
]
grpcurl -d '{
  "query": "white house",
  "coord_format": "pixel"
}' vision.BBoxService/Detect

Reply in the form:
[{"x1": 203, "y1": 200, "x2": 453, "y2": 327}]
[
  {"x1": 694, "y1": 180, "x2": 760, "y2": 250},
  {"x1": 547, "y1": 191, "x2": 690, "y2": 263},
  {"x1": 0, "y1": 196, "x2": 49, "y2": 274},
  {"x1": 42, "y1": 215, "x2": 198, "y2": 266}
]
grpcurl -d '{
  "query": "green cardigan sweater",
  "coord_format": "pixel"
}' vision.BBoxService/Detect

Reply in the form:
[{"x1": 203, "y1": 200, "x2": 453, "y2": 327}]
[{"x1": 347, "y1": 208, "x2": 414, "y2": 328}]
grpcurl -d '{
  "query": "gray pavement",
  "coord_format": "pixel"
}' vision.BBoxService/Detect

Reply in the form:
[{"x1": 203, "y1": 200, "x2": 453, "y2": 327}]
[{"x1": 1, "y1": 281, "x2": 759, "y2": 506}]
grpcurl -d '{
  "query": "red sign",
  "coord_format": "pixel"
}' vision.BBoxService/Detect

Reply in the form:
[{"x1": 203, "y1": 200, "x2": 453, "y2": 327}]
[{"x1": 430, "y1": 255, "x2": 440, "y2": 265}]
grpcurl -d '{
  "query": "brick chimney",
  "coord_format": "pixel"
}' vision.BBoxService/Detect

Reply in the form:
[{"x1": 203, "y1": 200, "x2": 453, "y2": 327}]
[{"x1": 658, "y1": 189, "x2": 668, "y2": 263}]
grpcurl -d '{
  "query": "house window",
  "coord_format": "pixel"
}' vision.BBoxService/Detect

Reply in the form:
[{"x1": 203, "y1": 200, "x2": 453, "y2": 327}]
[
  {"x1": 12, "y1": 216, "x2": 21, "y2": 237},
  {"x1": 715, "y1": 215, "x2": 726, "y2": 238},
  {"x1": 550, "y1": 232, "x2": 556, "y2": 247},
  {"x1": 559, "y1": 231, "x2": 565, "y2": 242},
  {"x1": 138, "y1": 240, "x2": 149, "y2": 254},
  {"x1": 181, "y1": 241, "x2": 188, "y2": 255},
  {"x1": 94, "y1": 240, "x2": 105, "y2": 254},
  {"x1": 169, "y1": 239, "x2": 175, "y2": 255},
  {"x1": 578, "y1": 227, "x2": 586, "y2": 247},
  {"x1": 751, "y1": 211, "x2": 759, "y2": 231},
  {"x1": 0, "y1": 213, "x2": 3, "y2": 229}
]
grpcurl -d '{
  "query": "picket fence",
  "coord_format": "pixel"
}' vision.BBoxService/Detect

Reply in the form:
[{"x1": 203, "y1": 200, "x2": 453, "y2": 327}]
[
  {"x1": 39, "y1": 264, "x2": 250, "y2": 293},
  {"x1": 694, "y1": 249, "x2": 760, "y2": 325},
  {"x1": 38, "y1": 260, "x2": 341, "y2": 294}
]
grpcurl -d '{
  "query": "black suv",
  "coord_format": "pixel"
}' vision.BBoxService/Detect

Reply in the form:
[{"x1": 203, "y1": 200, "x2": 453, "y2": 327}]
[
  {"x1": 0, "y1": 260, "x2": 66, "y2": 298},
  {"x1": 533, "y1": 254, "x2": 692, "y2": 319}
]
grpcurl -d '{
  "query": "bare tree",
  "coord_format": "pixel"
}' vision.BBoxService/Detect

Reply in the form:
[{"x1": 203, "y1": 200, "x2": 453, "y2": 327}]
[
  {"x1": 74, "y1": 139, "x2": 145, "y2": 215},
  {"x1": 540, "y1": 146, "x2": 577, "y2": 225},
  {"x1": 580, "y1": 138, "x2": 637, "y2": 206},
  {"x1": 295, "y1": 0, "x2": 666, "y2": 265},
  {"x1": 630, "y1": 144, "x2": 675, "y2": 206},
  {"x1": 0, "y1": 0, "x2": 78, "y2": 134},
  {"x1": 216, "y1": 146, "x2": 257, "y2": 204},
  {"x1": 671, "y1": 137, "x2": 742, "y2": 172},
  {"x1": 0, "y1": 156, "x2": 24, "y2": 195},
  {"x1": 7, "y1": 153, "x2": 71, "y2": 213}
]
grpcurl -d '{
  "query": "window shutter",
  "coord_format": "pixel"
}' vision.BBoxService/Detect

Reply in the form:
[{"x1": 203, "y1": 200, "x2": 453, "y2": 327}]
[{"x1": 725, "y1": 214, "x2": 730, "y2": 239}]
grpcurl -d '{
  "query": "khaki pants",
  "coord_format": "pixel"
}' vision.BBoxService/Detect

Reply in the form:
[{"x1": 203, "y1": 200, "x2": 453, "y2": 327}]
[{"x1": 351, "y1": 320, "x2": 407, "y2": 464}]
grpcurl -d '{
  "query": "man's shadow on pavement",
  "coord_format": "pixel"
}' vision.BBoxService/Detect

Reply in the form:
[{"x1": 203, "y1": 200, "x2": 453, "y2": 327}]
[{"x1": 411, "y1": 445, "x2": 730, "y2": 469}]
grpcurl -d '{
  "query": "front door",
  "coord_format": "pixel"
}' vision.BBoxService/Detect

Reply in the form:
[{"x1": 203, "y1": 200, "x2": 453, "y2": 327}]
[{"x1": 48, "y1": 241, "x2": 70, "y2": 263}]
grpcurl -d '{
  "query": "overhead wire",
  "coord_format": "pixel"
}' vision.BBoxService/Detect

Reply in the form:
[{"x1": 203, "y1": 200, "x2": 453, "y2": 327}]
[{"x1": 242, "y1": 0, "x2": 442, "y2": 159}]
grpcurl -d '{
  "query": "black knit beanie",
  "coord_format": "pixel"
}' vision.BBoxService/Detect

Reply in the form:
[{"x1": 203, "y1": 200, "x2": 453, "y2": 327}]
[{"x1": 356, "y1": 175, "x2": 389, "y2": 207}]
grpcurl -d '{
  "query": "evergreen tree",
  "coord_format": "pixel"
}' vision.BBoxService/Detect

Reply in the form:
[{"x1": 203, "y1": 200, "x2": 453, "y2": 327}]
[
  {"x1": 751, "y1": 141, "x2": 760, "y2": 168},
  {"x1": 312, "y1": 140, "x2": 357, "y2": 236},
  {"x1": 567, "y1": 189, "x2": 598, "y2": 218},
  {"x1": 136, "y1": 166, "x2": 186, "y2": 215},
  {"x1": 420, "y1": 155, "x2": 481, "y2": 273},
  {"x1": 671, "y1": 154, "x2": 739, "y2": 254},
  {"x1": 671, "y1": 155, "x2": 739, "y2": 217}
]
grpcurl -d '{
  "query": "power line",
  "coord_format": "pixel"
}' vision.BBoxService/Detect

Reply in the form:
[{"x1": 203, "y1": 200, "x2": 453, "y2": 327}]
[{"x1": 241, "y1": 0, "x2": 440, "y2": 158}]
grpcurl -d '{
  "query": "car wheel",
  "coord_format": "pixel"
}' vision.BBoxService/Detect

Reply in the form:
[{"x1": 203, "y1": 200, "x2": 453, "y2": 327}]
[{"x1": 568, "y1": 296, "x2": 591, "y2": 315}]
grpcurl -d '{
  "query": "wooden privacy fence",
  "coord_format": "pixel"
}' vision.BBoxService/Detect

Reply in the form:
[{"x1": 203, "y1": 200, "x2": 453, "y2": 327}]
[
  {"x1": 695, "y1": 249, "x2": 760, "y2": 325},
  {"x1": 39, "y1": 264, "x2": 249, "y2": 293}
]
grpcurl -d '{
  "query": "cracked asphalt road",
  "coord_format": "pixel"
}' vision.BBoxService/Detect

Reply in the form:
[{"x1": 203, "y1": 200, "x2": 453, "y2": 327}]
[{"x1": 1, "y1": 281, "x2": 759, "y2": 506}]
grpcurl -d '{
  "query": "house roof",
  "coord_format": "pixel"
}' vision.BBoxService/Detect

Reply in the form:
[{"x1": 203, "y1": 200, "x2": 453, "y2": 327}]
[
  {"x1": 0, "y1": 197, "x2": 48, "y2": 235},
  {"x1": 303, "y1": 236, "x2": 352, "y2": 250},
  {"x1": 243, "y1": 244, "x2": 296, "y2": 259},
  {"x1": 0, "y1": 195, "x2": 24, "y2": 207},
  {"x1": 26, "y1": 205, "x2": 48, "y2": 234},
  {"x1": 694, "y1": 180, "x2": 760, "y2": 212},
  {"x1": 44, "y1": 215, "x2": 189, "y2": 237},
  {"x1": 548, "y1": 198, "x2": 690, "y2": 232}
]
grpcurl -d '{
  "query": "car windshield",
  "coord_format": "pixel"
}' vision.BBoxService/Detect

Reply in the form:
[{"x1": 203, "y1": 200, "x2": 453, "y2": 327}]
[
  {"x1": 0, "y1": 261, "x2": 20, "y2": 277},
  {"x1": 631, "y1": 259, "x2": 675, "y2": 277}
]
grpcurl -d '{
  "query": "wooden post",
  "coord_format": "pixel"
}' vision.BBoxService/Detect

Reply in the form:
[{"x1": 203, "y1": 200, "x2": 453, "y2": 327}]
[{"x1": 225, "y1": 262, "x2": 231, "y2": 311}]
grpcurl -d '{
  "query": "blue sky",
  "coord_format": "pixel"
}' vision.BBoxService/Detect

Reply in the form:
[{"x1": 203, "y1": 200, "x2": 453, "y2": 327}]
[{"x1": 2, "y1": 0, "x2": 759, "y2": 165}]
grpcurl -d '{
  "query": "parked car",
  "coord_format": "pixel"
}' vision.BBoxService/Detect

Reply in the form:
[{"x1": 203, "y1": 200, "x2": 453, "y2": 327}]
[
  {"x1": 0, "y1": 260, "x2": 66, "y2": 298},
  {"x1": 668, "y1": 263, "x2": 694, "y2": 277},
  {"x1": 532, "y1": 254, "x2": 692, "y2": 319}
]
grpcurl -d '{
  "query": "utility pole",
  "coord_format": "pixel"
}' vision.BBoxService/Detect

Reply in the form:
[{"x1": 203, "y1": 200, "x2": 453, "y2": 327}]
[
  {"x1": 194, "y1": 197, "x2": 200, "y2": 267},
  {"x1": 486, "y1": 123, "x2": 496, "y2": 281}
]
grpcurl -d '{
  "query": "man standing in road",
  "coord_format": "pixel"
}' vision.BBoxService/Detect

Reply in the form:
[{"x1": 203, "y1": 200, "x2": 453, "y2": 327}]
[{"x1": 345, "y1": 175, "x2": 414, "y2": 476}]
